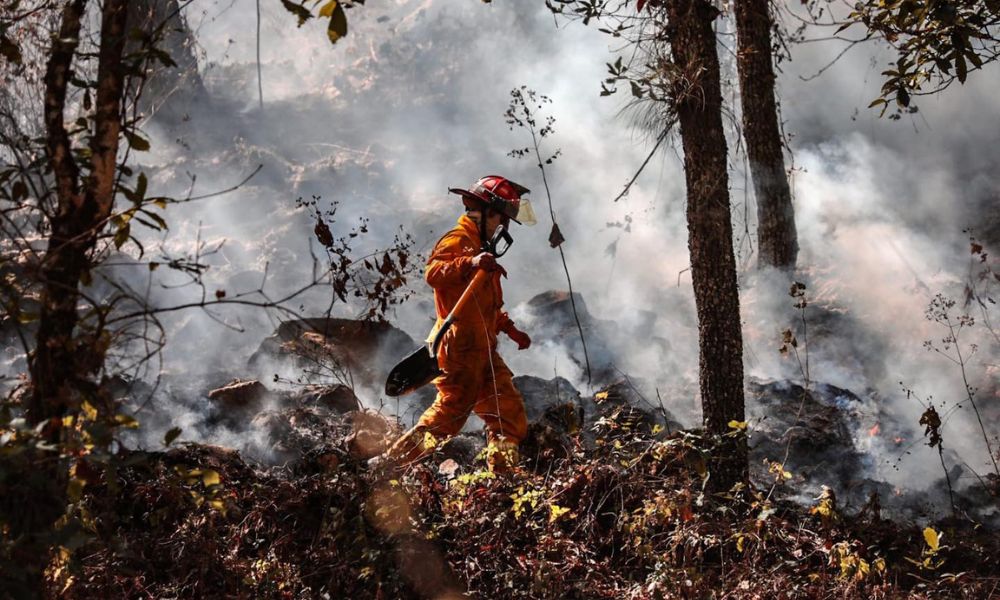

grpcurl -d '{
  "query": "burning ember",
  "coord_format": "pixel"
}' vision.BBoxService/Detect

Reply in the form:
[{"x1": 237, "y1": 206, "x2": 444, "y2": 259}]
[{"x1": 869, "y1": 423, "x2": 881, "y2": 437}]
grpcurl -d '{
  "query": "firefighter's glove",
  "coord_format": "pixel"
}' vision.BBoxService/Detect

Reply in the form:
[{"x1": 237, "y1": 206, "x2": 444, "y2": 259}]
[
  {"x1": 505, "y1": 325, "x2": 531, "y2": 351},
  {"x1": 472, "y1": 251, "x2": 507, "y2": 278}
]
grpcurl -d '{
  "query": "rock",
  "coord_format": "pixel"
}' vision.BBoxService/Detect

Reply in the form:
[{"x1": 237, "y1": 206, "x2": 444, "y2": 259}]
[
  {"x1": 437, "y1": 458, "x2": 460, "y2": 479},
  {"x1": 294, "y1": 384, "x2": 360, "y2": 414},
  {"x1": 746, "y1": 378, "x2": 866, "y2": 496},
  {"x1": 520, "y1": 403, "x2": 582, "y2": 468},
  {"x1": 513, "y1": 374, "x2": 682, "y2": 459},
  {"x1": 208, "y1": 379, "x2": 271, "y2": 411},
  {"x1": 519, "y1": 291, "x2": 617, "y2": 382},
  {"x1": 591, "y1": 379, "x2": 683, "y2": 433},
  {"x1": 345, "y1": 410, "x2": 398, "y2": 460},
  {"x1": 525, "y1": 290, "x2": 596, "y2": 329},
  {"x1": 437, "y1": 433, "x2": 484, "y2": 465},
  {"x1": 514, "y1": 375, "x2": 582, "y2": 423},
  {"x1": 248, "y1": 318, "x2": 416, "y2": 389}
]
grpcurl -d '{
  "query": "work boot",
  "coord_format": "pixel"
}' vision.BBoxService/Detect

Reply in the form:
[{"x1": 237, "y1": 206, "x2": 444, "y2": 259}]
[{"x1": 484, "y1": 436, "x2": 520, "y2": 474}]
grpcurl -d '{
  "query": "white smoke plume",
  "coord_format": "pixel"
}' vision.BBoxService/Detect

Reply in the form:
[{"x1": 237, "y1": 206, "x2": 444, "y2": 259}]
[{"x1": 74, "y1": 0, "x2": 998, "y2": 516}]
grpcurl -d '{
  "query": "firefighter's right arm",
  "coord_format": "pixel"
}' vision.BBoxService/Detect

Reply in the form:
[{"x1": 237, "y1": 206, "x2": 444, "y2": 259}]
[{"x1": 425, "y1": 234, "x2": 474, "y2": 289}]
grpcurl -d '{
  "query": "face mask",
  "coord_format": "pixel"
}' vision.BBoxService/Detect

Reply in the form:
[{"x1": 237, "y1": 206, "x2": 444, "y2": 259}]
[{"x1": 485, "y1": 222, "x2": 514, "y2": 257}]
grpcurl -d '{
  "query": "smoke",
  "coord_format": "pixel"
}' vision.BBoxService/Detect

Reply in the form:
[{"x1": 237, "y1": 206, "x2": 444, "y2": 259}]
[{"x1": 80, "y1": 0, "x2": 999, "y2": 517}]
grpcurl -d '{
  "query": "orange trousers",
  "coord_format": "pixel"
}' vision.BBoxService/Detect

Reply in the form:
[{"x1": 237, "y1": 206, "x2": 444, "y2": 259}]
[{"x1": 388, "y1": 331, "x2": 527, "y2": 468}]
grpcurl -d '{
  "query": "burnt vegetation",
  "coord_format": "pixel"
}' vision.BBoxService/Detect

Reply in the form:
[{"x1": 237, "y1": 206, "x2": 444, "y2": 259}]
[{"x1": 2, "y1": 0, "x2": 1000, "y2": 598}]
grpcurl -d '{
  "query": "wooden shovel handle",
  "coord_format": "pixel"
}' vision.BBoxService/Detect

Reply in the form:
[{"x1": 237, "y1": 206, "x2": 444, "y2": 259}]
[
  {"x1": 448, "y1": 269, "x2": 490, "y2": 320},
  {"x1": 429, "y1": 269, "x2": 490, "y2": 357}
]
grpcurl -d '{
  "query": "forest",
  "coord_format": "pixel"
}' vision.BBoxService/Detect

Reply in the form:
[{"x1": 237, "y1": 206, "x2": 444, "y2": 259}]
[{"x1": 1, "y1": 0, "x2": 999, "y2": 598}]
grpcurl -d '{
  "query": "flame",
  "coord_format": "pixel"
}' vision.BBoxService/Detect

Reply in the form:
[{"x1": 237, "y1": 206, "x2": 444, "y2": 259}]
[
  {"x1": 868, "y1": 422, "x2": 881, "y2": 437},
  {"x1": 893, "y1": 436, "x2": 904, "y2": 444}
]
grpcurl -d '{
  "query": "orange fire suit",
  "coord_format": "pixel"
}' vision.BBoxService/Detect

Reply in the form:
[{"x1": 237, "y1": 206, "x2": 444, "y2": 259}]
[{"x1": 389, "y1": 215, "x2": 527, "y2": 468}]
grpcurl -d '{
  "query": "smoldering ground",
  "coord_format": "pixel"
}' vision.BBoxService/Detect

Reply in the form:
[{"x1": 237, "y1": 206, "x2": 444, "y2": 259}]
[{"x1": 28, "y1": 0, "x2": 997, "y2": 519}]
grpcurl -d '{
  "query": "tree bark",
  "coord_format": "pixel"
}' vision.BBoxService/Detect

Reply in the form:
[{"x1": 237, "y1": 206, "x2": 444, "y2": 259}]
[
  {"x1": 30, "y1": 0, "x2": 129, "y2": 427},
  {"x1": 734, "y1": 0, "x2": 798, "y2": 269},
  {"x1": 665, "y1": 0, "x2": 748, "y2": 491}
]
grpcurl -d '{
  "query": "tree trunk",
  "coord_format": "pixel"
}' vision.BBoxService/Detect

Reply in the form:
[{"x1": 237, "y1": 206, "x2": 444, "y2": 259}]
[
  {"x1": 665, "y1": 0, "x2": 748, "y2": 491},
  {"x1": 30, "y1": 0, "x2": 128, "y2": 426},
  {"x1": 13, "y1": 2, "x2": 127, "y2": 592},
  {"x1": 734, "y1": 0, "x2": 798, "y2": 269}
]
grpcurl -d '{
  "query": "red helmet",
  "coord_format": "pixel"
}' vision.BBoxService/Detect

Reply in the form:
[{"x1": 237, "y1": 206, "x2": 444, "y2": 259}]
[{"x1": 449, "y1": 175, "x2": 537, "y2": 225}]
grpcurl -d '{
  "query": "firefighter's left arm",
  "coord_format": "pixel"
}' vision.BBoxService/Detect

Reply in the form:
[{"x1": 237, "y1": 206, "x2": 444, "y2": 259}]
[{"x1": 497, "y1": 311, "x2": 531, "y2": 350}]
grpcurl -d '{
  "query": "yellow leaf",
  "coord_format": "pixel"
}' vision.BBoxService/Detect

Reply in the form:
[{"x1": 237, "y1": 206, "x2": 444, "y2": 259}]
[
  {"x1": 728, "y1": 420, "x2": 747, "y2": 431},
  {"x1": 80, "y1": 401, "x2": 98, "y2": 422},
  {"x1": 67, "y1": 477, "x2": 86, "y2": 502},
  {"x1": 736, "y1": 534, "x2": 745, "y2": 552},
  {"x1": 651, "y1": 424, "x2": 664, "y2": 435},
  {"x1": 326, "y1": 1, "x2": 348, "y2": 44},
  {"x1": 857, "y1": 559, "x2": 871, "y2": 578},
  {"x1": 595, "y1": 391, "x2": 609, "y2": 403},
  {"x1": 202, "y1": 469, "x2": 221, "y2": 487},
  {"x1": 318, "y1": 0, "x2": 337, "y2": 17},
  {"x1": 114, "y1": 413, "x2": 140, "y2": 429},
  {"x1": 873, "y1": 557, "x2": 886, "y2": 572},
  {"x1": 549, "y1": 504, "x2": 571, "y2": 522},
  {"x1": 923, "y1": 527, "x2": 940, "y2": 552}
]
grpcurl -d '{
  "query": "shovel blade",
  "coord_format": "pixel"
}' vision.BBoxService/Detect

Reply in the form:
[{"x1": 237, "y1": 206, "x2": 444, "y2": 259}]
[{"x1": 385, "y1": 346, "x2": 441, "y2": 397}]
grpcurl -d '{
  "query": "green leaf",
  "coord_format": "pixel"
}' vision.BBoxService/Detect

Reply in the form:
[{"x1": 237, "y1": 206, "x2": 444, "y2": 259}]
[
  {"x1": 281, "y1": 0, "x2": 313, "y2": 26},
  {"x1": 968, "y1": 49, "x2": 983, "y2": 69},
  {"x1": 114, "y1": 222, "x2": 131, "y2": 249},
  {"x1": 327, "y1": 2, "x2": 348, "y2": 44},
  {"x1": 139, "y1": 209, "x2": 168, "y2": 231},
  {"x1": 897, "y1": 86, "x2": 910, "y2": 107},
  {"x1": 135, "y1": 172, "x2": 147, "y2": 202},
  {"x1": 124, "y1": 130, "x2": 150, "y2": 152},
  {"x1": 163, "y1": 426, "x2": 182, "y2": 446}
]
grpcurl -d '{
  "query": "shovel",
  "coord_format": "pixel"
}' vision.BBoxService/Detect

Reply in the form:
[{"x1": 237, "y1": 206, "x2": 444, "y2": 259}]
[{"x1": 385, "y1": 269, "x2": 490, "y2": 397}]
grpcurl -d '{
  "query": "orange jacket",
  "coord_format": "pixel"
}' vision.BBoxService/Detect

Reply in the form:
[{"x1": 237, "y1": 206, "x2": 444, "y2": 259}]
[{"x1": 425, "y1": 215, "x2": 514, "y2": 349}]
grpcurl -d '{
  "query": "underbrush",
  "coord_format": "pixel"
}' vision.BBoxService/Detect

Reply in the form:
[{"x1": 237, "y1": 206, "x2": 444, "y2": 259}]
[{"x1": 53, "y1": 411, "x2": 1000, "y2": 599}]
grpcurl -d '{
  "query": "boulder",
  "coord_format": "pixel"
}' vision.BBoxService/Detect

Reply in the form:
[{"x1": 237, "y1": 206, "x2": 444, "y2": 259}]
[
  {"x1": 293, "y1": 384, "x2": 361, "y2": 414},
  {"x1": 248, "y1": 318, "x2": 416, "y2": 389},
  {"x1": 519, "y1": 291, "x2": 617, "y2": 382},
  {"x1": 590, "y1": 378, "x2": 683, "y2": 434},
  {"x1": 208, "y1": 379, "x2": 271, "y2": 412},
  {"x1": 345, "y1": 410, "x2": 399, "y2": 460},
  {"x1": 746, "y1": 378, "x2": 866, "y2": 496},
  {"x1": 514, "y1": 375, "x2": 582, "y2": 423}
]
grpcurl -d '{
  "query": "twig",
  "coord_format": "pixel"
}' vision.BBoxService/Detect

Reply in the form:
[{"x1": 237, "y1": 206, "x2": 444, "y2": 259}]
[{"x1": 611, "y1": 127, "x2": 670, "y2": 203}]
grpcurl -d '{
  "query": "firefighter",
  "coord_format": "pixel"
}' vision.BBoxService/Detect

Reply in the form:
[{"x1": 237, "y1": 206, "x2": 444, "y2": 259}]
[{"x1": 384, "y1": 175, "x2": 536, "y2": 472}]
